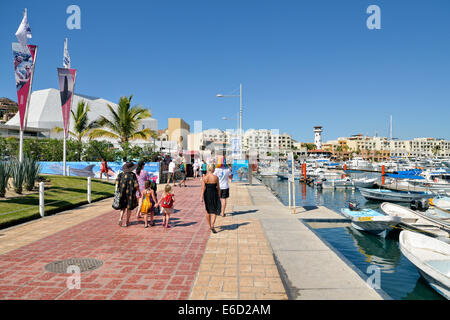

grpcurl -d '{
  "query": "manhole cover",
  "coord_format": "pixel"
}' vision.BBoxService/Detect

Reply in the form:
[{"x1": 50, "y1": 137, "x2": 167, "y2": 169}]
[{"x1": 44, "y1": 258, "x2": 103, "y2": 274}]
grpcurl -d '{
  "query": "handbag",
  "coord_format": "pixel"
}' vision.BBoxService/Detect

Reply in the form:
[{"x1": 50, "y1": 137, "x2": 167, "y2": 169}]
[{"x1": 112, "y1": 174, "x2": 122, "y2": 210}]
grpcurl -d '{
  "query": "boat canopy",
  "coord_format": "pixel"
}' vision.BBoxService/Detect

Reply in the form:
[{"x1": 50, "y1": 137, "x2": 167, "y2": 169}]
[{"x1": 386, "y1": 173, "x2": 425, "y2": 180}]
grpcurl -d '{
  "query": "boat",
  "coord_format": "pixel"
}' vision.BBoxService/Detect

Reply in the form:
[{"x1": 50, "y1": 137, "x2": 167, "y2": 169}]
[
  {"x1": 399, "y1": 230, "x2": 450, "y2": 299},
  {"x1": 381, "y1": 202, "x2": 450, "y2": 237},
  {"x1": 340, "y1": 207, "x2": 401, "y2": 238},
  {"x1": 345, "y1": 157, "x2": 374, "y2": 171},
  {"x1": 322, "y1": 178, "x2": 353, "y2": 189},
  {"x1": 430, "y1": 197, "x2": 450, "y2": 216},
  {"x1": 358, "y1": 187, "x2": 432, "y2": 203},
  {"x1": 276, "y1": 173, "x2": 300, "y2": 180},
  {"x1": 353, "y1": 177, "x2": 377, "y2": 188},
  {"x1": 380, "y1": 202, "x2": 419, "y2": 224}
]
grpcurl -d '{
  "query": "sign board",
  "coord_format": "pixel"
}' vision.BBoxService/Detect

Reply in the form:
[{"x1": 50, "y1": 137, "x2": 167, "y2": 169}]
[
  {"x1": 231, "y1": 159, "x2": 248, "y2": 182},
  {"x1": 39, "y1": 161, "x2": 160, "y2": 183}
]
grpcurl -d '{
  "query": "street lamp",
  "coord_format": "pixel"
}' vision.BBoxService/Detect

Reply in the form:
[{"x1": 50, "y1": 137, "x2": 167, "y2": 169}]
[{"x1": 217, "y1": 84, "x2": 243, "y2": 159}]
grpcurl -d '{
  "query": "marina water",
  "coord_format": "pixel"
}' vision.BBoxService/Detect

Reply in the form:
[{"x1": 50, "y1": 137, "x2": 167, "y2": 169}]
[{"x1": 259, "y1": 175, "x2": 445, "y2": 300}]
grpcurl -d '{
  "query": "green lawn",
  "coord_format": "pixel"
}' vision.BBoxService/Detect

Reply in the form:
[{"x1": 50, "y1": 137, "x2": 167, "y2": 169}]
[{"x1": 0, "y1": 175, "x2": 115, "y2": 229}]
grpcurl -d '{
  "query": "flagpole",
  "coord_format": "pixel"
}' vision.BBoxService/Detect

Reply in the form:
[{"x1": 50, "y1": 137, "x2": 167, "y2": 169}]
[
  {"x1": 62, "y1": 38, "x2": 72, "y2": 176},
  {"x1": 19, "y1": 45, "x2": 37, "y2": 163}
]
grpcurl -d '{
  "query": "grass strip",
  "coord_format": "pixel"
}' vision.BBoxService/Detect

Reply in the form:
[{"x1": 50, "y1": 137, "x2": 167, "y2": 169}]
[{"x1": 0, "y1": 175, "x2": 114, "y2": 229}]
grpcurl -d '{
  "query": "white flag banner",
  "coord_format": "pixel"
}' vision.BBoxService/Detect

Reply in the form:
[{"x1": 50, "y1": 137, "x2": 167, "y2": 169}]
[
  {"x1": 63, "y1": 38, "x2": 71, "y2": 69},
  {"x1": 15, "y1": 9, "x2": 32, "y2": 50}
]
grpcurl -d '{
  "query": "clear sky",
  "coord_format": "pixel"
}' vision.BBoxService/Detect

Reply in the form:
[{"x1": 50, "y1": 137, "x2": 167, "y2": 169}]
[{"x1": 1, "y1": 0, "x2": 449, "y2": 142}]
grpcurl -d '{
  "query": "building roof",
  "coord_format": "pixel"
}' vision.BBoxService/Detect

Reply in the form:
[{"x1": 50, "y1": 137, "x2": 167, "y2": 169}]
[{"x1": 6, "y1": 88, "x2": 158, "y2": 137}]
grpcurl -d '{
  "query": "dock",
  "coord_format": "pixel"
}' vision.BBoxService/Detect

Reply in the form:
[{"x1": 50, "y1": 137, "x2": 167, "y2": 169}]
[{"x1": 236, "y1": 178, "x2": 386, "y2": 300}]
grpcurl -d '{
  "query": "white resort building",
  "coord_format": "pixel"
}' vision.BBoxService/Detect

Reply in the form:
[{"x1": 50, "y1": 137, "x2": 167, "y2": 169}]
[{"x1": 4, "y1": 88, "x2": 158, "y2": 147}]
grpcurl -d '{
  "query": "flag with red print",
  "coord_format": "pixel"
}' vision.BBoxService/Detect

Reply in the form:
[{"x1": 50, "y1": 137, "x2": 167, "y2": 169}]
[
  {"x1": 12, "y1": 42, "x2": 37, "y2": 130},
  {"x1": 57, "y1": 68, "x2": 77, "y2": 136}
]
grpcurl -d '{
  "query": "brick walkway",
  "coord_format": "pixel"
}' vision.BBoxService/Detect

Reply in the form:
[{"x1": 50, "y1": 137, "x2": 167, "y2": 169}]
[
  {"x1": 0, "y1": 179, "x2": 288, "y2": 300},
  {"x1": 0, "y1": 180, "x2": 210, "y2": 300},
  {"x1": 189, "y1": 184, "x2": 287, "y2": 300}
]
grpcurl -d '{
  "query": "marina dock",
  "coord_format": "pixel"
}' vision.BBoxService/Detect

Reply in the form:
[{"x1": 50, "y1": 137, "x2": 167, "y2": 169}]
[{"x1": 234, "y1": 178, "x2": 386, "y2": 300}]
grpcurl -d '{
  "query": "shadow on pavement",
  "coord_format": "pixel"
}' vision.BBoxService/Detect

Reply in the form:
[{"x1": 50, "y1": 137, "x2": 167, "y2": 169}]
[{"x1": 218, "y1": 222, "x2": 250, "y2": 232}]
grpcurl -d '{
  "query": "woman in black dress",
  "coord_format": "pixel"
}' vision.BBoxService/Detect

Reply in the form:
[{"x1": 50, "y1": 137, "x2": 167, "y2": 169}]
[
  {"x1": 200, "y1": 163, "x2": 221, "y2": 233},
  {"x1": 115, "y1": 162, "x2": 141, "y2": 227}
]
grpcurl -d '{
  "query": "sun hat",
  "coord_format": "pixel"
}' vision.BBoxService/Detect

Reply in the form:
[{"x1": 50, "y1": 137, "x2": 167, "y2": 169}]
[{"x1": 122, "y1": 161, "x2": 137, "y2": 173}]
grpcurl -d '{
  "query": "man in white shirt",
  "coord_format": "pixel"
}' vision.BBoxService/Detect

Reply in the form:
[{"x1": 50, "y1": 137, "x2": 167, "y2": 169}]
[
  {"x1": 168, "y1": 159, "x2": 176, "y2": 186},
  {"x1": 214, "y1": 159, "x2": 233, "y2": 217}
]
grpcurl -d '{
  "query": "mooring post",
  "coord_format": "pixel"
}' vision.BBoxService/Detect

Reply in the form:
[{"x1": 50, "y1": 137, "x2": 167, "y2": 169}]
[
  {"x1": 87, "y1": 177, "x2": 92, "y2": 203},
  {"x1": 39, "y1": 182, "x2": 45, "y2": 217}
]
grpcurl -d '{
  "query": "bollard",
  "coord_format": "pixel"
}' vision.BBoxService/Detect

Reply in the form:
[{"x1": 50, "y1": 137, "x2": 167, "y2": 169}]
[
  {"x1": 39, "y1": 182, "x2": 45, "y2": 217},
  {"x1": 67, "y1": 166, "x2": 70, "y2": 176},
  {"x1": 87, "y1": 177, "x2": 91, "y2": 203}
]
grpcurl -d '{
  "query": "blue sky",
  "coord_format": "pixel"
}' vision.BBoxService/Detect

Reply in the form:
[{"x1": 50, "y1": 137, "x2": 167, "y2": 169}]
[{"x1": 1, "y1": 0, "x2": 449, "y2": 142}]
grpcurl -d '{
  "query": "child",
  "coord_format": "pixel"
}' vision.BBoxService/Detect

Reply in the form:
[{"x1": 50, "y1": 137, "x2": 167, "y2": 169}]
[
  {"x1": 157, "y1": 184, "x2": 175, "y2": 228},
  {"x1": 141, "y1": 180, "x2": 157, "y2": 228}
]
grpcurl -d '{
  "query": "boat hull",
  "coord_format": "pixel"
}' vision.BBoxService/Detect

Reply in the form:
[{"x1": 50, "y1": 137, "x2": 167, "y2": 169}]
[
  {"x1": 359, "y1": 188, "x2": 431, "y2": 203},
  {"x1": 399, "y1": 231, "x2": 450, "y2": 299},
  {"x1": 341, "y1": 208, "x2": 401, "y2": 238}
]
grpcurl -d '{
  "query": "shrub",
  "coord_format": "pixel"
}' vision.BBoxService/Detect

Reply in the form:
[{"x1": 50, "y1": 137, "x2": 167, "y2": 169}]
[
  {"x1": 23, "y1": 157, "x2": 41, "y2": 191},
  {"x1": 10, "y1": 159, "x2": 26, "y2": 194},
  {"x1": 0, "y1": 161, "x2": 11, "y2": 197}
]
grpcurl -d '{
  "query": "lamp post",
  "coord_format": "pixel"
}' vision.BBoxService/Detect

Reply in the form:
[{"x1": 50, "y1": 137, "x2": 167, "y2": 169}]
[
  {"x1": 222, "y1": 114, "x2": 239, "y2": 161},
  {"x1": 217, "y1": 83, "x2": 243, "y2": 159}
]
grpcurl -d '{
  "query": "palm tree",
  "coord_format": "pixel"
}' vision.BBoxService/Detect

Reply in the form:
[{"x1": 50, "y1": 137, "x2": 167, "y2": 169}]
[
  {"x1": 89, "y1": 95, "x2": 155, "y2": 147},
  {"x1": 53, "y1": 100, "x2": 98, "y2": 142},
  {"x1": 432, "y1": 145, "x2": 441, "y2": 157}
]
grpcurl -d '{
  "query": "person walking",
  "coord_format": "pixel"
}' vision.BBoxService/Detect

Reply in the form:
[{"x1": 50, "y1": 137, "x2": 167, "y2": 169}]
[
  {"x1": 140, "y1": 180, "x2": 157, "y2": 228},
  {"x1": 168, "y1": 159, "x2": 176, "y2": 186},
  {"x1": 201, "y1": 164, "x2": 221, "y2": 233},
  {"x1": 179, "y1": 161, "x2": 187, "y2": 187},
  {"x1": 134, "y1": 160, "x2": 149, "y2": 219},
  {"x1": 115, "y1": 162, "x2": 140, "y2": 227},
  {"x1": 193, "y1": 160, "x2": 199, "y2": 179},
  {"x1": 200, "y1": 160, "x2": 207, "y2": 180},
  {"x1": 214, "y1": 159, "x2": 233, "y2": 217},
  {"x1": 100, "y1": 158, "x2": 109, "y2": 180},
  {"x1": 157, "y1": 184, "x2": 175, "y2": 229}
]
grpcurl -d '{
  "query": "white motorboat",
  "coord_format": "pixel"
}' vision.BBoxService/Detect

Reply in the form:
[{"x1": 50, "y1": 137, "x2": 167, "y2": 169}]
[
  {"x1": 380, "y1": 202, "x2": 419, "y2": 224},
  {"x1": 352, "y1": 177, "x2": 377, "y2": 188},
  {"x1": 346, "y1": 157, "x2": 374, "y2": 171},
  {"x1": 430, "y1": 197, "x2": 450, "y2": 216},
  {"x1": 340, "y1": 207, "x2": 401, "y2": 238},
  {"x1": 381, "y1": 202, "x2": 450, "y2": 235},
  {"x1": 399, "y1": 230, "x2": 450, "y2": 299},
  {"x1": 358, "y1": 187, "x2": 432, "y2": 203}
]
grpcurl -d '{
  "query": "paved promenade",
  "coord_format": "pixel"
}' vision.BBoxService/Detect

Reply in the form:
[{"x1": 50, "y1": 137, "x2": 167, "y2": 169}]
[
  {"x1": 0, "y1": 179, "x2": 286, "y2": 300},
  {"x1": 0, "y1": 177, "x2": 384, "y2": 300}
]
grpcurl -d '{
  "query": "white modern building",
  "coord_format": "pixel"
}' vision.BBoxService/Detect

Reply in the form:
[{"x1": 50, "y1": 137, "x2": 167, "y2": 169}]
[{"x1": 6, "y1": 88, "x2": 158, "y2": 146}]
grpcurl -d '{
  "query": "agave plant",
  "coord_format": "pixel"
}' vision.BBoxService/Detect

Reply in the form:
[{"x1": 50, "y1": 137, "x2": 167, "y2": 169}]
[
  {"x1": 23, "y1": 157, "x2": 41, "y2": 191},
  {"x1": 10, "y1": 159, "x2": 26, "y2": 194},
  {"x1": 0, "y1": 161, "x2": 11, "y2": 197}
]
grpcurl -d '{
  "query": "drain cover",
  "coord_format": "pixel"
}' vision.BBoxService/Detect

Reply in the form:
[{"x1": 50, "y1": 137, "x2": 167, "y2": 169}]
[{"x1": 44, "y1": 258, "x2": 103, "y2": 274}]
